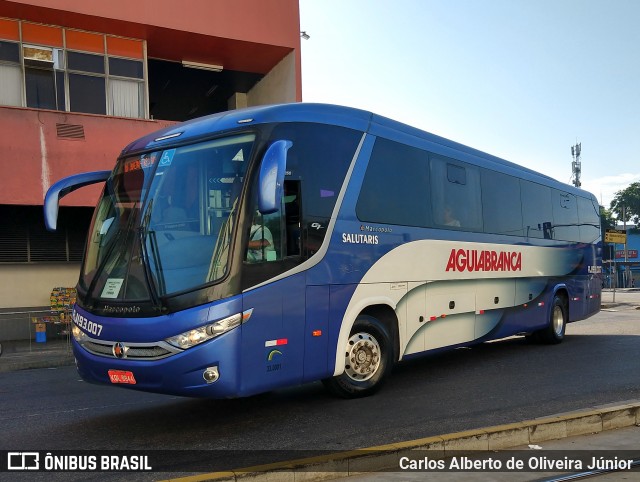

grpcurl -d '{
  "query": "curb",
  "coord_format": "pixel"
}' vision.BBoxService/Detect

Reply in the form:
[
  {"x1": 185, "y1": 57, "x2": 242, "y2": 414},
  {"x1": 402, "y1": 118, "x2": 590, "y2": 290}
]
[
  {"x1": 160, "y1": 401, "x2": 640, "y2": 482},
  {"x1": 600, "y1": 303, "x2": 640, "y2": 310}
]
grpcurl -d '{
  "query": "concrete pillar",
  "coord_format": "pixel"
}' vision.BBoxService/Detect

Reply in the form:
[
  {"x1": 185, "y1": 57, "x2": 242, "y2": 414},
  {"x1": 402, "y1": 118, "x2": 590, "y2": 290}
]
[{"x1": 228, "y1": 92, "x2": 248, "y2": 110}]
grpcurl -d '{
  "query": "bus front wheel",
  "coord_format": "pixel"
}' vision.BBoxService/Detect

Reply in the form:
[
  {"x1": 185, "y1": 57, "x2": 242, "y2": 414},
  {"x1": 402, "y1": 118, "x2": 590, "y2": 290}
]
[{"x1": 322, "y1": 315, "x2": 393, "y2": 398}]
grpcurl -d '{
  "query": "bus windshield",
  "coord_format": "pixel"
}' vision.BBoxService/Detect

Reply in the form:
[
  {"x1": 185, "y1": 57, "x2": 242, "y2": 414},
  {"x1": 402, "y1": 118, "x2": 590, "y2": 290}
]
[{"x1": 80, "y1": 134, "x2": 255, "y2": 301}]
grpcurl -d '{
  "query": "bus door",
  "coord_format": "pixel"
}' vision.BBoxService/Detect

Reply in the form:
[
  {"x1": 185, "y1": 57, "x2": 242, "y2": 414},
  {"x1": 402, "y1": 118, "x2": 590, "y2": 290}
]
[
  {"x1": 240, "y1": 275, "x2": 306, "y2": 396},
  {"x1": 238, "y1": 180, "x2": 307, "y2": 396}
]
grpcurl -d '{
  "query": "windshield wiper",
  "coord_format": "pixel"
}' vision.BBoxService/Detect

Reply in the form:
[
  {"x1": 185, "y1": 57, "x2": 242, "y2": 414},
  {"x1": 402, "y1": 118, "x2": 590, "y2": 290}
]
[
  {"x1": 139, "y1": 199, "x2": 166, "y2": 299},
  {"x1": 147, "y1": 229, "x2": 165, "y2": 297},
  {"x1": 208, "y1": 198, "x2": 238, "y2": 281}
]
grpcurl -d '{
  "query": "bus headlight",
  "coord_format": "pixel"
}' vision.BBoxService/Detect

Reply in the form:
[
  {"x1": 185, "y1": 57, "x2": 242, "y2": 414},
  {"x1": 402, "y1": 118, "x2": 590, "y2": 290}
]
[
  {"x1": 166, "y1": 313, "x2": 242, "y2": 350},
  {"x1": 72, "y1": 323, "x2": 89, "y2": 343}
]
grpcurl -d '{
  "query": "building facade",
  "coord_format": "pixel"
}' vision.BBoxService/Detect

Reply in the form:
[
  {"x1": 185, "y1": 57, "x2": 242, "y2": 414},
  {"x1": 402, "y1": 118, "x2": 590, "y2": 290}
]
[
  {"x1": 0, "y1": 0, "x2": 301, "y2": 308},
  {"x1": 604, "y1": 229, "x2": 640, "y2": 288}
]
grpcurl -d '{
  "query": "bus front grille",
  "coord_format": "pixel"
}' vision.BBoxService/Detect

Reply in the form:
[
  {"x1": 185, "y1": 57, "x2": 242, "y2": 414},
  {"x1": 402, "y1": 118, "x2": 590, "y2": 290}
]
[{"x1": 80, "y1": 339, "x2": 181, "y2": 360}]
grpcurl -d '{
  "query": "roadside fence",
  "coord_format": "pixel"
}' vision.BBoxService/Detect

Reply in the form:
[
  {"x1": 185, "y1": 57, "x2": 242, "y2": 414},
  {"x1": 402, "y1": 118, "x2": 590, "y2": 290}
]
[{"x1": 0, "y1": 309, "x2": 72, "y2": 354}]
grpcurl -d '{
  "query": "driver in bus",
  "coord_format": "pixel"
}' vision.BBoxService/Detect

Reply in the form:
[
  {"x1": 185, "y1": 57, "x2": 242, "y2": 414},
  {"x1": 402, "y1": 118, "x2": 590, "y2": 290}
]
[{"x1": 247, "y1": 211, "x2": 275, "y2": 262}]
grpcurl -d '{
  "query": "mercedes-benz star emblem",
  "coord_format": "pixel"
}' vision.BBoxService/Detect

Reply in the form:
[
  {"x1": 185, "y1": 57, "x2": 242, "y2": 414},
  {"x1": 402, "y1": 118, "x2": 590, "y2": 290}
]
[{"x1": 113, "y1": 342, "x2": 126, "y2": 359}]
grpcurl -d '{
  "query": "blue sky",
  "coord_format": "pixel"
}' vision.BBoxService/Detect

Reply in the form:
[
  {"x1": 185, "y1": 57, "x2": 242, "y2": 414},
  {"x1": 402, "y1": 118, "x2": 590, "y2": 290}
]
[{"x1": 299, "y1": 0, "x2": 640, "y2": 208}]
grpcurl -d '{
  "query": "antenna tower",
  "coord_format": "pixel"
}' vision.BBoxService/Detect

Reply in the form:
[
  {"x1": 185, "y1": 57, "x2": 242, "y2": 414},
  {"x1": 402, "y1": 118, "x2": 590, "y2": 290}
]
[{"x1": 571, "y1": 142, "x2": 582, "y2": 188}]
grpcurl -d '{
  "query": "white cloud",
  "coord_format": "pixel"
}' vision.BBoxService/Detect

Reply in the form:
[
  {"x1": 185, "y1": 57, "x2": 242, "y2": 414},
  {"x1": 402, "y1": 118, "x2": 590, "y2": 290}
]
[{"x1": 581, "y1": 173, "x2": 640, "y2": 207}]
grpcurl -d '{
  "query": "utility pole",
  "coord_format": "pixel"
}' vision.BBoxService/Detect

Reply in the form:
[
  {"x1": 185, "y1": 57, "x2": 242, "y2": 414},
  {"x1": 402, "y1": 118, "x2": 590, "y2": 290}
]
[
  {"x1": 623, "y1": 205, "x2": 630, "y2": 287},
  {"x1": 571, "y1": 142, "x2": 582, "y2": 188}
]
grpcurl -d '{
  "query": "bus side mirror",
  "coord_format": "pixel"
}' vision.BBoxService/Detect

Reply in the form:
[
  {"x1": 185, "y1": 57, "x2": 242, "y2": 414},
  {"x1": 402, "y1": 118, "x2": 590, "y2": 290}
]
[
  {"x1": 44, "y1": 170, "x2": 111, "y2": 231},
  {"x1": 258, "y1": 140, "x2": 292, "y2": 214}
]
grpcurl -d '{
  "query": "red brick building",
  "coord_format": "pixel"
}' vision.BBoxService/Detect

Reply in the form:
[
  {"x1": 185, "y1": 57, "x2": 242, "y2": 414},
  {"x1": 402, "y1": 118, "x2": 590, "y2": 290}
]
[{"x1": 0, "y1": 0, "x2": 301, "y2": 308}]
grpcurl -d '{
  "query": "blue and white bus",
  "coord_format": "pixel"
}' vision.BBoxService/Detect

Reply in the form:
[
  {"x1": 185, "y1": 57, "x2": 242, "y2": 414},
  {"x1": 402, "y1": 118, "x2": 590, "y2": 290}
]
[{"x1": 45, "y1": 103, "x2": 602, "y2": 399}]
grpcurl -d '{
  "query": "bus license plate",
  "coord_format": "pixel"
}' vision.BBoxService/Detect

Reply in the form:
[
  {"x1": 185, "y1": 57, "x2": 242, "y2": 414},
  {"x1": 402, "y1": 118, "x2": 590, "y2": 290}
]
[{"x1": 108, "y1": 370, "x2": 136, "y2": 385}]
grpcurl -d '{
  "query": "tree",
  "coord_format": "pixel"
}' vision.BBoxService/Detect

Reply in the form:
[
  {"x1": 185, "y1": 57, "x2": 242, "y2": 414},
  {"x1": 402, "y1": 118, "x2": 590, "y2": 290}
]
[
  {"x1": 609, "y1": 182, "x2": 640, "y2": 226},
  {"x1": 600, "y1": 205, "x2": 616, "y2": 230}
]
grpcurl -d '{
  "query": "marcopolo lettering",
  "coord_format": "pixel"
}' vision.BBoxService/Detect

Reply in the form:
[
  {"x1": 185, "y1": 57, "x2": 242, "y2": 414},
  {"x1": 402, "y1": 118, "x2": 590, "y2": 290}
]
[{"x1": 445, "y1": 248, "x2": 522, "y2": 272}]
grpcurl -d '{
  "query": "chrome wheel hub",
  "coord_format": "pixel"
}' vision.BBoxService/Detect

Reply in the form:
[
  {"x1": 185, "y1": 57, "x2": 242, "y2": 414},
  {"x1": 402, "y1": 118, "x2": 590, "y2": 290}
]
[
  {"x1": 552, "y1": 305, "x2": 564, "y2": 336},
  {"x1": 344, "y1": 332, "x2": 381, "y2": 382}
]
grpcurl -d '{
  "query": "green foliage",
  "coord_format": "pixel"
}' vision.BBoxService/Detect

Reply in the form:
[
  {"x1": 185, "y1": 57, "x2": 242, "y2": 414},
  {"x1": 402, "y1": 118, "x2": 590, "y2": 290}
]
[
  {"x1": 600, "y1": 206, "x2": 617, "y2": 250},
  {"x1": 610, "y1": 182, "x2": 640, "y2": 226},
  {"x1": 600, "y1": 205, "x2": 616, "y2": 230}
]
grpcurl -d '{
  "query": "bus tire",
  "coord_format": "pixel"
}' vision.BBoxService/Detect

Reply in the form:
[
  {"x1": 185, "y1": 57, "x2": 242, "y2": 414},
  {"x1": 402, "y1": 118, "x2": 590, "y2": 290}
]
[
  {"x1": 322, "y1": 315, "x2": 393, "y2": 399},
  {"x1": 535, "y1": 295, "x2": 567, "y2": 344}
]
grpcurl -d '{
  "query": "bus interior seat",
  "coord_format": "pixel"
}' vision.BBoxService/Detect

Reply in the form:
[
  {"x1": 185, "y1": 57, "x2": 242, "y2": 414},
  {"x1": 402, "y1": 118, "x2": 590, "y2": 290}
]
[{"x1": 159, "y1": 235, "x2": 216, "y2": 291}]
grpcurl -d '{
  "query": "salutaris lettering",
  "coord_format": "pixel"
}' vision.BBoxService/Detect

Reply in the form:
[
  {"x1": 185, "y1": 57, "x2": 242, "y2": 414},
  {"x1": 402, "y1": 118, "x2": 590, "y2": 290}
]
[{"x1": 342, "y1": 233, "x2": 379, "y2": 245}]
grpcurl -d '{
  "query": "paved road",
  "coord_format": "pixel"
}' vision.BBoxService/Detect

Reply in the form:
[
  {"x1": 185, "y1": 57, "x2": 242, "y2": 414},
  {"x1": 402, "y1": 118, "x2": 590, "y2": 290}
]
[{"x1": 1, "y1": 305, "x2": 640, "y2": 477}]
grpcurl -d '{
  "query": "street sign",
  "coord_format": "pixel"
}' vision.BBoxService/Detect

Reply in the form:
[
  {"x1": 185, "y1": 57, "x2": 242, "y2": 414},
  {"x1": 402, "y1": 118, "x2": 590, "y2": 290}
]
[
  {"x1": 615, "y1": 249, "x2": 638, "y2": 259},
  {"x1": 605, "y1": 229, "x2": 627, "y2": 244}
]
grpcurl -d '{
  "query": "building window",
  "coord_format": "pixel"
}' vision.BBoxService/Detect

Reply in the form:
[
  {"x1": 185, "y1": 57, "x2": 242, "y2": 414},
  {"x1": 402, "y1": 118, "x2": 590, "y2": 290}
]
[
  {"x1": 109, "y1": 57, "x2": 143, "y2": 78},
  {"x1": 109, "y1": 78, "x2": 143, "y2": 117},
  {"x1": 67, "y1": 50, "x2": 104, "y2": 73},
  {"x1": 25, "y1": 66, "x2": 56, "y2": 110},
  {"x1": 0, "y1": 40, "x2": 22, "y2": 106},
  {"x1": 108, "y1": 56, "x2": 144, "y2": 117},
  {"x1": 0, "y1": 39, "x2": 20, "y2": 62},
  {"x1": 0, "y1": 206, "x2": 92, "y2": 263},
  {"x1": 69, "y1": 73, "x2": 106, "y2": 115},
  {"x1": 23, "y1": 45, "x2": 66, "y2": 111},
  {"x1": 0, "y1": 21, "x2": 146, "y2": 119}
]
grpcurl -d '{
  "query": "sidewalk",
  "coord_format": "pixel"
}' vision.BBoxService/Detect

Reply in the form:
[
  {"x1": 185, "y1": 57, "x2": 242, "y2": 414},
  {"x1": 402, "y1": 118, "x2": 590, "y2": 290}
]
[
  {"x1": 161, "y1": 403, "x2": 640, "y2": 482},
  {"x1": 2, "y1": 295, "x2": 640, "y2": 481},
  {"x1": 339, "y1": 423, "x2": 640, "y2": 481},
  {"x1": 0, "y1": 338, "x2": 74, "y2": 373},
  {"x1": 601, "y1": 287, "x2": 640, "y2": 310}
]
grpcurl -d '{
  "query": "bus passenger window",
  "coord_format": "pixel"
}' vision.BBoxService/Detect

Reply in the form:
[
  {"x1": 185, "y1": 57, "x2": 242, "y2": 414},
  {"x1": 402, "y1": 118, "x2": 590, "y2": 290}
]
[
  {"x1": 481, "y1": 170, "x2": 524, "y2": 236},
  {"x1": 552, "y1": 190, "x2": 580, "y2": 241},
  {"x1": 430, "y1": 158, "x2": 482, "y2": 231},
  {"x1": 356, "y1": 138, "x2": 430, "y2": 227},
  {"x1": 443, "y1": 205, "x2": 460, "y2": 227},
  {"x1": 521, "y1": 180, "x2": 553, "y2": 239}
]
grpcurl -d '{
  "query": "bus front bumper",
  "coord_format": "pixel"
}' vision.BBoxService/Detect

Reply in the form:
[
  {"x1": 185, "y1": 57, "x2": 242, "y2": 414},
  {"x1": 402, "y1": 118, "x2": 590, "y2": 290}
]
[{"x1": 72, "y1": 330, "x2": 242, "y2": 398}]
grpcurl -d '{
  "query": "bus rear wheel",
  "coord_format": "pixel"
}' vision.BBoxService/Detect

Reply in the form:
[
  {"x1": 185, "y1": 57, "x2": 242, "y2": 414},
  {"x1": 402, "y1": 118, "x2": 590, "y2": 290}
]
[
  {"x1": 322, "y1": 315, "x2": 393, "y2": 399},
  {"x1": 533, "y1": 294, "x2": 567, "y2": 344}
]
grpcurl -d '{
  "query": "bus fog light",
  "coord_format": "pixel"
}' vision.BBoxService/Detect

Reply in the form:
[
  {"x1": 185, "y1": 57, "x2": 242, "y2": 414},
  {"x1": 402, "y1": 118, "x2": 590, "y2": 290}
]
[{"x1": 203, "y1": 366, "x2": 219, "y2": 383}]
